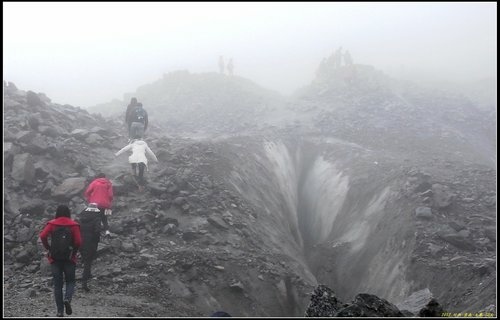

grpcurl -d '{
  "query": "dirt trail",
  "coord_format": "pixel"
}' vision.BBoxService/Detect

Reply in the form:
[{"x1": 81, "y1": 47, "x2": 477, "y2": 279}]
[{"x1": 4, "y1": 280, "x2": 157, "y2": 317}]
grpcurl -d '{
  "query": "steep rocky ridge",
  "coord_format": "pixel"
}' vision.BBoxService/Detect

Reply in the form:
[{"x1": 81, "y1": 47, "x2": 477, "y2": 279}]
[{"x1": 3, "y1": 61, "x2": 496, "y2": 317}]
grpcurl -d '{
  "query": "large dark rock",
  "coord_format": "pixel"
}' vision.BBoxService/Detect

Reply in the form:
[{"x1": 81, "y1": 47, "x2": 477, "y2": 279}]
[
  {"x1": 304, "y1": 284, "x2": 344, "y2": 317},
  {"x1": 19, "y1": 199, "x2": 46, "y2": 216},
  {"x1": 336, "y1": 293, "x2": 404, "y2": 317},
  {"x1": 305, "y1": 285, "x2": 413, "y2": 317},
  {"x1": 418, "y1": 298, "x2": 445, "y2": 317}
]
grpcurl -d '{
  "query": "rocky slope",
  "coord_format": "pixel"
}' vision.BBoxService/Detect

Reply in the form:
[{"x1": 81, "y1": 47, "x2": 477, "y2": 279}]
[
  {"x1": 4, "y1": 82, "x2": 314, "y2": 317},
  {"x1": 88, "y1": 70, "x2": 287, "y2": 137},
  {"x1": 3, "y1": 62, "x2": 497, "y2": 318}
]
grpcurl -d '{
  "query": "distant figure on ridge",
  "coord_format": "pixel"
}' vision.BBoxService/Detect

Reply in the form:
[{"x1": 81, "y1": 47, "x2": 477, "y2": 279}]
[
  {"x1": 127, "y1": 103, "x2": 148, "y2": 141},
  {"x1": 316, "y1": 57, "x2": 329, "y2": 79},
  {"x1": 227, "y1": 58, "x2": 234, "y2": 76},
  {"x1": 125, "y1": 97, "x2": 138, "y2": 138},
  {"x1": 327, "y1": 50, "x2": 337, "y2": 71},
  {"x1": 344, "y1": 50, "x2": 353, "y2": 65},
  {"x1": 219, "y1": 55, "x2": 225, "y2": 74},
  {"x1": 335, "y1": 46, "x2": 343, "y2": 68}
]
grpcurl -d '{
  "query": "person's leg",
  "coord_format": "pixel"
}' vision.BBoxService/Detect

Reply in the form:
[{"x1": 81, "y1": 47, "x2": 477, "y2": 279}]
[
  {"x1": 82, "y1": 254, "x2": 92, "y2": 287},
  {"x1": 63, "y1": 261, "x2": 76, "y2": 315},
  {"x1": 81, "y1": 238, "x2": 98, "y2": 291},
  {"x1": 51, "y1": 262, "x2": 65, "y2": 315},
  {"x1": 99, "y1": 207, "x2": 109, "y2": 231},
  {"x1": 138, "y1": 123, "x2": 145, "y2": 138},
  {"x1": 130, "y1": 122, "x2": 143, "y2": 139},
  {"x1": 128, "y1": 122, "x2": 135, "y2": 139},
  {"x1": 131, "y1": 163, "x2": 137, "y2": 177},
  {"x1": 138, "y1": 163, "x2": 146, "y2": 185}
]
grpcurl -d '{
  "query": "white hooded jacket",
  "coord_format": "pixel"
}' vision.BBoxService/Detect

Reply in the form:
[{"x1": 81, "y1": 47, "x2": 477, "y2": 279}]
[{"x1": 115, "y1": 140, "x2": 158, "y2": 169}]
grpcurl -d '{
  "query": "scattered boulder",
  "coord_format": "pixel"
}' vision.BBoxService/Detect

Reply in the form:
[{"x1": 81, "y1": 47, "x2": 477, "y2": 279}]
[
  {"x1": 4, "y1": 142, "x2": 20, "y2": 167},
  {"x1": 121, "y1": 241, "x2": 138, "y2": 253},
  {"x1": 15, "y1": 249, "x2": 33, "y2": 264},
  {"x1": 26, "y1": 114, "x2": 41, "y2": 130},
  {"x1": 85, "y1": 133, "x2": 104, "y2": 145},
  {"x1": 208, "y1": 215, "x2": 230, "y2": 230},
  {"x1": 70, "y1": 129, "x2": 89, "y2": 140},
  {"x1": 432, "y1": 184, "x2": 454, "y2": 208},
  {"x1": 19, "y1": 199, "x2": 46, "y2": 216},
  {"x1": 415, "y1": 206, "x2": 432, "y2": 220},
  {"x1": 52, "y1": 177, "x2": 87, "y2": 199},
  {"x1": 397, "y1": 288, "x2": 433, "y2": 315},
  {"x1": 16, "y1": 131, "x2": 37, "y2": 144},
  {"x1": 304, "y1": 284, "x2": 426, "y2": 317},
  {"x1": 336, "y1": 293, "x2": 404, "y2": 317},
  {"x1": 38, "y1": 125, "x2": 61, "y2": 138},
  {"x1": 26, "y1": 90, "x2": 45, "y2": 107},
  {"x1": 24, "y1": 134, "x2": 50, "y2": 154},
  {"x1": 304, "y1": 284, "x2": 344, "y2": 317},
  {"x1": 418, "y1": 298, "x2": 445, "y2": 317},
  {"x1": 11, "y1": 153, "x2": 36, "y2": 185},
  {"x1": 436, "y1": 231, "x2": 476, "y2": 251}
]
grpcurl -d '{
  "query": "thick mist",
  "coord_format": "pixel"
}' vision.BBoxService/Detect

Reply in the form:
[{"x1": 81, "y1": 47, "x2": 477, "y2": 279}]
[{"x1": 3, "y1": 2, "x2": 497, "y2": 108}]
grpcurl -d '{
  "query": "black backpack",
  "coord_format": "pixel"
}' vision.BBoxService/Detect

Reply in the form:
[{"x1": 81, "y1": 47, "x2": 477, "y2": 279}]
[
  {"x1": 50, "y1": 226, "x2": 74, "y2": 261},
  {"x1": 79, "y1": 210, "x2": 102, "y2": 238},
  {"x1": 131, "y1": 106, "x2": 146, "y2": 123}
]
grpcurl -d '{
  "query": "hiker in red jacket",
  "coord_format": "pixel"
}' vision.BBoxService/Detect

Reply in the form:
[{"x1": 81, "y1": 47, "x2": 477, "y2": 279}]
[
  {"x1": 84, "y1": 173, "x2": 113, "y2": 234},
  {"x1": 40, "y1": 205, "x2": 82, "y2": 317}
]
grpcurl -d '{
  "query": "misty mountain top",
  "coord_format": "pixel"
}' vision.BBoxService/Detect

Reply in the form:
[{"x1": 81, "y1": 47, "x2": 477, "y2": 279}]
[
  {"x1": 88, "y1": 70, "x2": 286, "y2": 133},
  {"x1": 88, "y1": 64, "x2": 496, "y2": 142}
]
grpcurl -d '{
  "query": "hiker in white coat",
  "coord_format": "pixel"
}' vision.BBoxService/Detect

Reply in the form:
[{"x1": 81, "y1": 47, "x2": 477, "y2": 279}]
[{"x1": 115, "y1": 139, "x2": 158, "y2": 189}]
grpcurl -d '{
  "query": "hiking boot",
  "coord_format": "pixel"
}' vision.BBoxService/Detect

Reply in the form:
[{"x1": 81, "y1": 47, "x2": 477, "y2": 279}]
[
  {"x1": 57, "y1": 311, "x2": 64, "y2": 317},
  {"x1": 64, "y1": 299, "x2": 72, "y2": 315},
  {"x1": 82, "y1": 282, "x2": 90, "y2": 292}
]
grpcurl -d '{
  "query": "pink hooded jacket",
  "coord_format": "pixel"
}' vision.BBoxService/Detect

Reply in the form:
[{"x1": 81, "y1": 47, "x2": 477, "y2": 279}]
[{"x1": 84, "y1": 178, "x2": 113, "y2": 208}]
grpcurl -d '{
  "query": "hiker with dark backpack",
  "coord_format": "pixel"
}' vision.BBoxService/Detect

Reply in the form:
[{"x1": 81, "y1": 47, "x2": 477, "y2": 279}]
[
  {"x1": 125, "y1": 97, "x2": 138, "y2": 137},
  {"x1": 40, "y1": 205, "x2": 81, "y2": 317},
  {"x1": 127, "y1": 102, "x2": 148, "y2": 140},
  {"x1": 77, "y1": 203, "x2": 104, "y2": 292}
]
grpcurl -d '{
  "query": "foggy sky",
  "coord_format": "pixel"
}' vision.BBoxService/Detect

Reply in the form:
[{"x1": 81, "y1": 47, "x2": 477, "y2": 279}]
[{"x1": 3, "y1": 2, "x2": 497, "y2": 107}]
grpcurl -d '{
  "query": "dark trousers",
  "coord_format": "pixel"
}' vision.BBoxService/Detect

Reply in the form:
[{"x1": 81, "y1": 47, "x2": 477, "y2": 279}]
[
  {"x1": 98, "y1": 207, "x2": 109, "y2": 230},
  {"x1": 129, "y1": 122, "x2": 145, "y2": 139},
  {"x1": 80, "y1": 211, "x2": 101, "y2": 285},
  {"x1": 51, "y1": 261, "x2": 76, "y2": 313},
  {"x1": 132, "y1": 162, "x2": 146, "y2": 185},
  {"x1": 81, "y1": 240, "x2": 98, "y2": 284}
]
